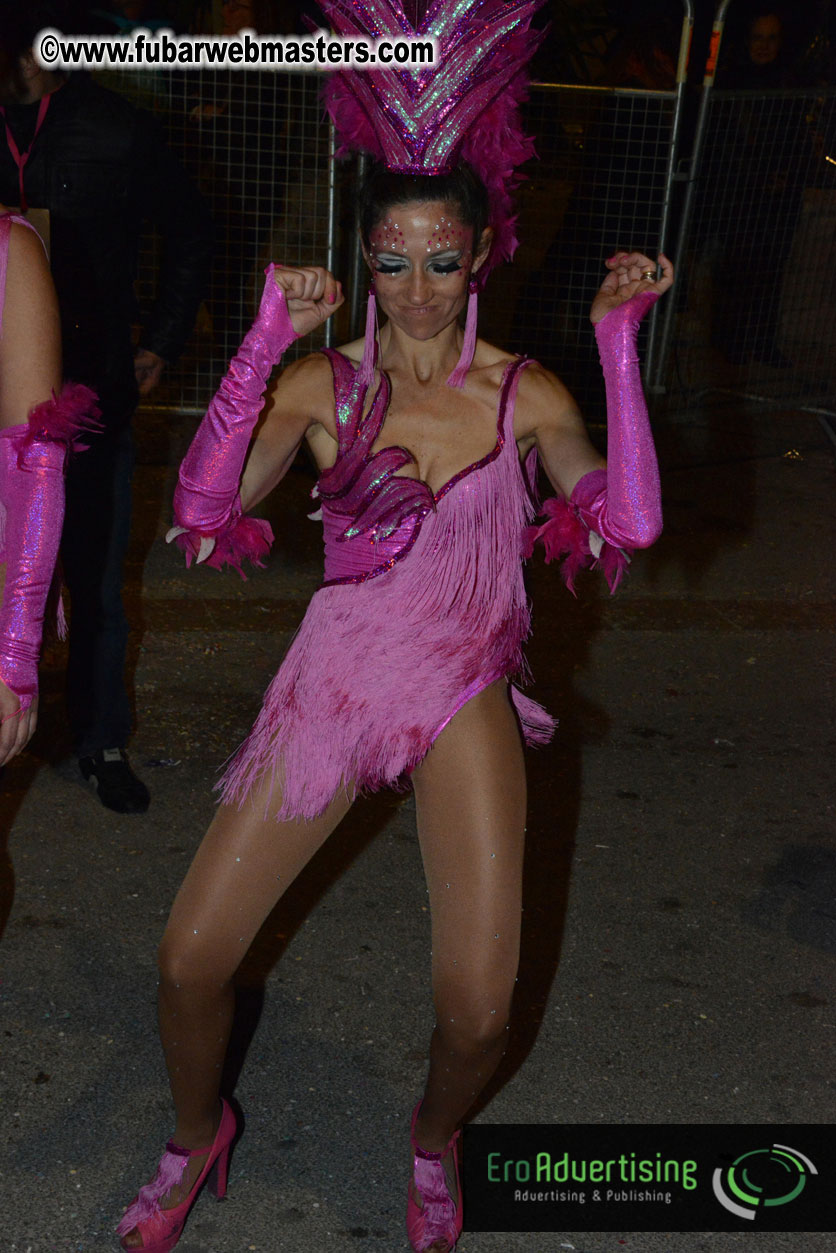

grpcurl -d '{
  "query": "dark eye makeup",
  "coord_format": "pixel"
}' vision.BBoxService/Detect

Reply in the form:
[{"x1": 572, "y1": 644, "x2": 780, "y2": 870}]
[{"x1": 373, "y1": 257, "x2": 464, "y2": 275}]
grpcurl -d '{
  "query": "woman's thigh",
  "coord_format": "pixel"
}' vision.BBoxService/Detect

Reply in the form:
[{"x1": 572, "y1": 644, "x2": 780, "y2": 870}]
[
  {"x1": 411, "y1": 681, "x2": 527, "y2": 1024},
  {"x1": 160, "y1": 767, "x2": 353, "y2": 985}
]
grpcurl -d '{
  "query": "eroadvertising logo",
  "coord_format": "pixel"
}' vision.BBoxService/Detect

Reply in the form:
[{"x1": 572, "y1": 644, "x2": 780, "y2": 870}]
[
  {"x1": 463, "y1": 1124, "x2": 834, "y2": 1233},
  {"x1": 712, "y1": 1143, "x2": 817, "y2": 1220}
]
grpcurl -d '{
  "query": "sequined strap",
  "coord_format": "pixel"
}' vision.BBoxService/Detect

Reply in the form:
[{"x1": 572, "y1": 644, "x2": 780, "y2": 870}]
[
  {"x1": 318, "y1": 350, "x2": 434, "y2": 543},
  {"x1": 320, "y1": 347, "x2": 369, "y2": 448},
  {"x1": 497, "y1": 355, "x2": 532, "y2": 447}
]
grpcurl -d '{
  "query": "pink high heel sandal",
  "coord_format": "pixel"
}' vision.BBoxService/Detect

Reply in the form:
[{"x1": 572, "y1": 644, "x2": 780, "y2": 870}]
[
  {"x1": 116, "y1": 1099, "x2": 237, "y2": 1252},
  {"x1": 407, "y1": 1101, "x2": 463, "y2": 1253}
]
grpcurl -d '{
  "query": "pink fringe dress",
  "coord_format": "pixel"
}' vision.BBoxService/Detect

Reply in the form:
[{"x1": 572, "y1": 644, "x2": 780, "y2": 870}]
[{"x1": 219, "y1": 350, "x2": 555, "y2": 821}]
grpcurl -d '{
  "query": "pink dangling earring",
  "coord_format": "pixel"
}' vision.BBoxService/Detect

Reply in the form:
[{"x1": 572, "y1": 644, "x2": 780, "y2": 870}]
[
  {"x1": 446, "y1": 280, "x2": 478, "y2": 389},
  {"x1": 357, "y1": 286, "x2": 378, "y2": 391}
]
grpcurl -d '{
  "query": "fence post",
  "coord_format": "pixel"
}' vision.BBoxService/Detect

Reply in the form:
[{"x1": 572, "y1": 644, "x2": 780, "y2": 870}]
[
  {"x1": 325, "y1": 121, "x2": 338, "y2": 349},
  {"x1": 645, "y1": 0, "x2": 695, "y2": 393},
  {"x1": 650, "y1": 0, "x2": 734, "y2": 396},
  {"x1": 349, "y1": 153, "x2": 369, "y2": 340}
]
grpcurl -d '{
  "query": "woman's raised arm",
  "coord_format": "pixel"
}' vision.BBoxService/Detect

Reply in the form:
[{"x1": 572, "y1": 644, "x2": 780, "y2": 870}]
[
  {"x1": 523, "y1": 251, "x2": 673, "y2": 590},
  {"x1": 168, "y1": 265, "x2": 343, "y2": 573}
]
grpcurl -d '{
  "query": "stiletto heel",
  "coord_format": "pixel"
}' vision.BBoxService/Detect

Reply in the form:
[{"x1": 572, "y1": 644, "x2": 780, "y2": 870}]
[
  {"x1": 407, "y1": 1101, "x2": 463, "y2": 1253},
  {"x1": 206, "y1": 1142, "x2": 230, "y2": 1200},
  {"x1": 116, "y1": 1099, "x2": 237, "y2": 1252}
]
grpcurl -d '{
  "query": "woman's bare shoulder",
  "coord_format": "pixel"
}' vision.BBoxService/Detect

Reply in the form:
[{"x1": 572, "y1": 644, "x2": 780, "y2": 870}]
[
  {"x1": 334, "y1": 335, "x2": 365, "y2": 366},
  {"x1": 5, "y1": 217, "x2": 49, "y2": 278},
  {"x1": 269, "y1": 350, "x2": 334, "y2": 406},
  {"x1": 256, "y1": 351, "x2": 335, "y2": 438},
  {"x1": 473, "y1": 337, "x2": 515, "y2": 371},
  {"x1": 513, "y1": 360, "x2": 585, "y2": 448}
]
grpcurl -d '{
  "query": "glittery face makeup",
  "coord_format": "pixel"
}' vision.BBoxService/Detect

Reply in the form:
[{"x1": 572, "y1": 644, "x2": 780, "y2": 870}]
[{"x1": 366, "y1": 201, "x2": 475, "y2": 340}]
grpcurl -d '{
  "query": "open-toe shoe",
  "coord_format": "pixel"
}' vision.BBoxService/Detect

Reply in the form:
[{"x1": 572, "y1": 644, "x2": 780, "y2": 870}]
[{"x1": 116, "y1": 1098, "x2": 237, "y2": 1252}]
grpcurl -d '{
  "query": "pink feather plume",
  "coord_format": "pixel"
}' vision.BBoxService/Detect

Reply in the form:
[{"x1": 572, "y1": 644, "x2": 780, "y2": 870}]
[
  {"x1": 116, "y1": 1144, "x2": 189, "y2": 1235},
  {"x1": 524, "y1": 495, "x2": 631, "y2": 595},
  {"x1": 174, "y1": 515, "x2": 274, "y2": 580},
  {"x1": 24, "y1": 383, "x2": 102, "y2": 452},
  {"x1": 317, "y1": 0, "x2": 545, "y2": 276}
]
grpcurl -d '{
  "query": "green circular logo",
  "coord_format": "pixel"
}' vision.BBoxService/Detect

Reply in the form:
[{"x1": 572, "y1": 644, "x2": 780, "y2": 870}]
[{"x1": 713, "y1": 1144, "x2": 817, "y2": 1220}]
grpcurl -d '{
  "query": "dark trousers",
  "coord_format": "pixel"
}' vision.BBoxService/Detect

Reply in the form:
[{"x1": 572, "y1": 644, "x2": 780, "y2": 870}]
[{"x1": 61, "y1": 423, "x2": 135, "y2": 757}]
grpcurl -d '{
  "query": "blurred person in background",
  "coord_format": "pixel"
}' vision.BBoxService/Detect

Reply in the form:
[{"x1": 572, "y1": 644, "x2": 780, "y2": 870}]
[
  {"x1": 0, "y1": 0, "x2": 213, "y2": 811},
  {"x1": 709, "y1": 6, "x2": 812, "y2": 366}
]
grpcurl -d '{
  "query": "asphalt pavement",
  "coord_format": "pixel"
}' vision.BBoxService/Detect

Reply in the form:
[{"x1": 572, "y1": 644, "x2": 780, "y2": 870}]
[{"x1": 1, "y1": 396, "x2": 834, "y2": 1253}]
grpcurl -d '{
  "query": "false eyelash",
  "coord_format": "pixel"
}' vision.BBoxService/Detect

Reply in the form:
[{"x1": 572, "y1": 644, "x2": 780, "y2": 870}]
[
  {"x1": 374, "y1": 263, "x2": 406, "y2": 274},
  {"x1": 429, "y1": 261, "x2": 463, "y2": 274}
]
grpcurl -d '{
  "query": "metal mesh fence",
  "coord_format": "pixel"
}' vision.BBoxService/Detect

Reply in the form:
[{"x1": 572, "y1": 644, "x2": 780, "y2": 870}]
[
  {"x1": 103, "y1": 71, "x2": 677, "y2": 420},
  {"x1": 479, "y1": 83, "x2": 676, "y2": 417},
  {"x1": 103, "y1": 68, "x2": 338, "y2": 412},
  {"x1": 666, "y1": 87, "x2": 836, "y2": 412}
]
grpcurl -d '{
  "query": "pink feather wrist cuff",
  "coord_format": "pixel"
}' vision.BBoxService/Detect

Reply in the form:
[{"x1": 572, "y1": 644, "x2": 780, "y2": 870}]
[
  {"x1": 522, "y1": 489, "x2": 630, "y2": 595},
  {"x1": 170, "y1": 510, "x2": 274, "y2": 580}
]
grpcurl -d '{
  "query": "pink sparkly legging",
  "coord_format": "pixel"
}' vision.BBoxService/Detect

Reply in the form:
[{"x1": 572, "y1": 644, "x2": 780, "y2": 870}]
[{"x1": 156, "y1": 679, "x2": 526, "y2": 1154}]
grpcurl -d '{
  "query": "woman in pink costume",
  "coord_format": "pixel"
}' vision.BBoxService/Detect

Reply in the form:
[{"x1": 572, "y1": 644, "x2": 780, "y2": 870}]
[
  {"x1": 116, "y1": 5, "x2": 672, "y2": 1253},
  {"x1": 0, "y1": 206, "x2": 96, "y2": 764}
]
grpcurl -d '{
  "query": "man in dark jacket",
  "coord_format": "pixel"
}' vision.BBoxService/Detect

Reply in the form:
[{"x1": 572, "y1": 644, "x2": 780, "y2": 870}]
[{"x1": 0, "y1": 0, "x2": 213, "y2": 811}]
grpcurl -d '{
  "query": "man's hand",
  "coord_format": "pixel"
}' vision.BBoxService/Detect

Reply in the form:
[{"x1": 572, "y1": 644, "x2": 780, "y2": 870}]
[{"x1": 134, "y1": 348, "x2": 166, "y2": 397}]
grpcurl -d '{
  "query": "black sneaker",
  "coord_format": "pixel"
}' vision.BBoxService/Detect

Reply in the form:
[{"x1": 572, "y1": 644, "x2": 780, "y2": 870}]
[{"x1": 79, "y1": 748, "x2": 150, "y2": 814}]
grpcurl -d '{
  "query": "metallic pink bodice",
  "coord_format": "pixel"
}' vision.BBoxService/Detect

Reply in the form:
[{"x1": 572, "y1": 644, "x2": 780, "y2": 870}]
[{"x1": 317, "y1": 347, "x2": 535, "y2": 586}]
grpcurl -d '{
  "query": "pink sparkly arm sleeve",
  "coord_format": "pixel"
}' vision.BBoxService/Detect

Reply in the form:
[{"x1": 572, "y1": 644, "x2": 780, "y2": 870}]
[
  {"x1": 170, "y1": 265, "x2": 299, "y2": 574},
  {"x1": 574, "y1": 289, "x2": 662, "y2": 549},
  {"x1": 524, "y1": 291, "x2": 661, "y2": 593},
  {"x1": 0, "y1": 385, "x2": 100, "y2": 708}
]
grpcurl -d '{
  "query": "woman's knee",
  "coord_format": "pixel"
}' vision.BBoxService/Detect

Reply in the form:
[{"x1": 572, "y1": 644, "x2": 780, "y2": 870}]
[
  {"x1": 157, "y1": 927, "x2": 236, "y2": 992},
  {"x1": 434, "y1": 1001, "x2": 512, "y2": 1055}
]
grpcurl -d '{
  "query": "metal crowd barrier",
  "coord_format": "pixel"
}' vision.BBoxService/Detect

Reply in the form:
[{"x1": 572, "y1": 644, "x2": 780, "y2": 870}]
[
  {"x1": 482, "y1": 80, "x2": 679, "y2": 417},
  {"x1": 660, "y1": 86, "x2": 836, "y2": 417},
  {"x1": 107, "y1": 64, "x2": 684, "y2": 420},
  {"x1": 103, "y1": 1, "x2": 836, "y2": 427},
  {"x1": 105, "y1": 67, "x2": 338, "y2": 414}
]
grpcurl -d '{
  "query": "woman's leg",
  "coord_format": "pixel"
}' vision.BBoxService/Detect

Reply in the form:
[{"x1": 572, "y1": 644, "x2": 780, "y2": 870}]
[
  {"x1": 411, "y1": 680, "x2": 527, "y2": 1153},
  {"x1": 121, "y1": 771, "x2": 352, "y2": 1247}
]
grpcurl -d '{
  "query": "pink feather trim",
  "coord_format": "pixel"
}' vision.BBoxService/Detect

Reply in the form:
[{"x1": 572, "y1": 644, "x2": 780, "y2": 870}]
[
  {"x1": 24, "y1": 383, "x2": 102, "y2": 452},
  {"x1": 523, "y1": 495, "x2": 630, "y2": 595},
  {"x1": 116, "y1": 1144, "x2": 189, "y2": 1235},
  {"x1": 174, "y1": 514, "x2": 274, "y2": 580}
]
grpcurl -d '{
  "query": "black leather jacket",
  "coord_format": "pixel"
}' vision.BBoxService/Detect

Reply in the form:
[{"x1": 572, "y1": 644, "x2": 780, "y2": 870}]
[{"x1": 0, "y1": 74, "x2": 213, "y2": 420}]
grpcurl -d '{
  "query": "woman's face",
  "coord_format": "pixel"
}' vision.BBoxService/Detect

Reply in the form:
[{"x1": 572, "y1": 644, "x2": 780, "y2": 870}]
[{"x1": 366, "y1": 200, "x2": 483, "y2": 341}]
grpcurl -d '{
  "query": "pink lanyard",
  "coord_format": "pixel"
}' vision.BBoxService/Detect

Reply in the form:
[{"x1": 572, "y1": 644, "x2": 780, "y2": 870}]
[{"x1": 0, "y1": 94, "x2": 51, "y2": 214}]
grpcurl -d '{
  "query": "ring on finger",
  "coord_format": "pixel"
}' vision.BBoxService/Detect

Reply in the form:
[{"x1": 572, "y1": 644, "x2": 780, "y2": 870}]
[{"x1": 641, "y1": 269, "x2": 656, "y2": 281}]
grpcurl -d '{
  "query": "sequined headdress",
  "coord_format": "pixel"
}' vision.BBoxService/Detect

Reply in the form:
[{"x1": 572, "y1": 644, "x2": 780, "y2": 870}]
[{"x1": 316, "y1": 0, "x2": 545, "y2": 386}]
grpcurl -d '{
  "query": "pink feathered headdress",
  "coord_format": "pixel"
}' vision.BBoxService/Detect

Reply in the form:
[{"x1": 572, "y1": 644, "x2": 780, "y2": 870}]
[{"x1": 317, "y1": 0, "x2": 545, "y2": 278}]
